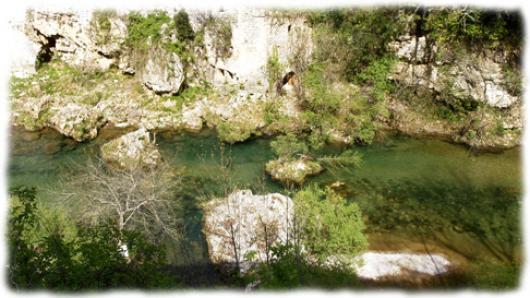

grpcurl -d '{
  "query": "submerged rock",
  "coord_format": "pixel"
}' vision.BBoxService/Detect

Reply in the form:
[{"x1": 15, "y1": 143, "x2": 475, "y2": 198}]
[
  {"x1": 353, "y1": 252, "x2": 451, "y2": 281},
  {"x1": 265, "y1": 158, "x2": 323, "y2": 185},
  {"x1": 203, "y1": 189, "x2": 293, "y2": 273},
  {"x1": 100, "y1": 127, "x2": 161, "y2": 170}
]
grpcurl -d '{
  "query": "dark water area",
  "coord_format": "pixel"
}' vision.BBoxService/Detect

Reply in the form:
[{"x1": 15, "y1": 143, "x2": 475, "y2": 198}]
[{"x1": 8, "y1": 126, "x2": 522, "y2": 285}]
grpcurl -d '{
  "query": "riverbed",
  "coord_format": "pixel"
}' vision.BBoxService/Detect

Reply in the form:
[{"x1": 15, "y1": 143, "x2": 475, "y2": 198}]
[{"x1": 8, "y1": 127, "x2": 522, "y2": 287}]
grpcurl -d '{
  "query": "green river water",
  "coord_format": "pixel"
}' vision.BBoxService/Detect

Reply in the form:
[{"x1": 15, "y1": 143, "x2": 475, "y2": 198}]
[{"x1": 8, "y1": 127, "x2": 522, "y2": 285}]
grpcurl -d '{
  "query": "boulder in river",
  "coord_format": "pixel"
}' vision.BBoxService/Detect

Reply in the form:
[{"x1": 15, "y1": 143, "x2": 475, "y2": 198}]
[
  {"x1": 203, "y1": 189, "x2": 293, "y2": 273},
  {"x1": 265, "y1": 158, "x2": 323, "y2": 185},
  {"x1": 352, "y1": 252, "x2": 451, "y2": 281},
  {"x1": 100, "y1": 127, "x2": 161, "y2": 170}
]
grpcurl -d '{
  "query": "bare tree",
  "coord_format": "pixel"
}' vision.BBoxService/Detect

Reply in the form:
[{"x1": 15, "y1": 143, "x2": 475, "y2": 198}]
[{"x1": 57, "y1": 158, "x2": 183, "y2": 243}]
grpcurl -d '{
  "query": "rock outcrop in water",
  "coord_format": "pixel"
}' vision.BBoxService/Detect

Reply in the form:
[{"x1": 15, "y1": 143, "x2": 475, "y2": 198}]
[
  {"x1": 100, "y1": 128, "x2": 161, "y2": 169},
  {"x1": 203, "y1": 190, "x2": 293, "y2": 272},
  {"x1": 353, "y1": 252, "x2": 451, "y2": 281},
  {"x1": 265, "y1": 158, "x2": 323, "y2": 185}
]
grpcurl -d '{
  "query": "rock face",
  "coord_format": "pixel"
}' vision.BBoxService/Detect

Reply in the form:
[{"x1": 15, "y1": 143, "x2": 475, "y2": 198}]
[
  {"x1": 203, "y1": 190, "x2": 293, "y2": 272},
  {"x1": 48, "y1": 103, "x2": 106, "y2": 141},
  {"x1": 100, "y1": 128, "x2": 161, "y2": 170},
  {"x1": 9, "y1": 12, "x2": 40, "y2": 78},
  {"x1": 142, "y1": 49, "x2": 185, "y2": 94},
  {"x1": 193, "y1": 9, "x2": 313, "y2": 93},
  {"x1": 265, "y1": 158, "x2": 323, "y2": 185},
  {"x1": 24, "y1": 10, "x2": 128, "y2": 72},
  {"x1": 388, "y1": 35, "x2": 519, "y2": 108}
]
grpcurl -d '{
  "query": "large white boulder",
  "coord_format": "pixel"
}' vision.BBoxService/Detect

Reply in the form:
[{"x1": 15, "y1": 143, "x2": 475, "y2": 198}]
[{"x1": 203, "y1": 190, "x2": 293, "y2": 272}]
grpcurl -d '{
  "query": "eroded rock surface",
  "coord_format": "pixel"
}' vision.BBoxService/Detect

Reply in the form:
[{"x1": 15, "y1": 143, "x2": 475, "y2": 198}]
[
  {"x1": 389, "y1": 35, "x2": 520, "y2": 108},
  {"x1": 265, "y1": 158, "x2": 323, "y2": 185},
  {"x1": 48, "y1": 103, "x2": 106, "y2": 141},
  {"x1": 100, "y1": 127, "x2": 161, "y2": 169},
  {"x1": 142, "y1": 49, "x2": 185, "y2": 94}
]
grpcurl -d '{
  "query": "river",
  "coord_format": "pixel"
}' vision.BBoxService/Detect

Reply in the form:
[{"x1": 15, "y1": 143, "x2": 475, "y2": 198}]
[{"x1": 8, "y1": 127, "x2": 522, "y2": 287}]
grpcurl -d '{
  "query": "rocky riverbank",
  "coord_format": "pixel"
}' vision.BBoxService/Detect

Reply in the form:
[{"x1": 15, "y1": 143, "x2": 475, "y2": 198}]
[{"x1": 9, "y1": 8, "x2": 522, "y2": 152}]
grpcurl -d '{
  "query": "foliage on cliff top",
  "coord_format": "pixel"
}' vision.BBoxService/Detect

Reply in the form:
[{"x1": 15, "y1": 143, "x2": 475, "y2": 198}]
[
  {"x1": 309, "y1": 8, "x2": 407, "y2": 81},
  {"x1": 126, "y1": 11, "x2": 172, "y2": 49},
  {"x1": 423, "y1": 8, "x2": 522, "y2": 49}
]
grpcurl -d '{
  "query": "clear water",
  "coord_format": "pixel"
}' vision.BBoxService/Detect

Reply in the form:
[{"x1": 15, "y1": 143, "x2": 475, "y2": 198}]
[{"x1": 8, "y1": 128, "x2": 522, "y2": 276}]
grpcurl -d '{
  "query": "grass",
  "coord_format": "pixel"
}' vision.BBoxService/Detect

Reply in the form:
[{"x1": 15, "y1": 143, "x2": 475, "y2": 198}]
[{"x1": 92, "y1": 10, "x2": 117, "y2": 46}]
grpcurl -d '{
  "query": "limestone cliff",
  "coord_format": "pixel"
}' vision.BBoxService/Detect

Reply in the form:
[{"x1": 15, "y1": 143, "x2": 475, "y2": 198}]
[{"x1": 8, "y1": 8, "x2": 523, "y2": 150}]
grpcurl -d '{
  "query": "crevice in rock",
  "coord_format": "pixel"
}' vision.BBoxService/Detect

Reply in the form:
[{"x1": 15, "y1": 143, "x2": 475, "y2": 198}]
[{"x1": 35, "y1": 32, "x2": 61, "y2": 69}]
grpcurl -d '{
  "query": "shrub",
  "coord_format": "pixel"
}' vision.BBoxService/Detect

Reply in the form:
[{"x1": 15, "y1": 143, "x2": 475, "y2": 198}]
[
  {"x1": 216, "y1": 121, "x2": 253, "y2": 144},
  {"x1": 424, "y1": 8, "x2": 522, "y2": 49},
  {"x1": 308, "y1": 8, "x2": 407, "y2": 80},
  {"x1": 266, "y1": 47, "x2": 283, "y2": 92},
  {"x1": 126, "y1": 11, "x2": 172, "y2": 50},
  {"x1": 293, "y1": 184, "x2": 368, "y2": 262},
  {"x1": 174, "y1": 10, "x2": 195, "y2": 42},
  {"x1": 8, "y1": 187, "x2": 179, "y2": 290},
  {"x1": 270, "y1": 133, "x2": 309, "y2": 159}
]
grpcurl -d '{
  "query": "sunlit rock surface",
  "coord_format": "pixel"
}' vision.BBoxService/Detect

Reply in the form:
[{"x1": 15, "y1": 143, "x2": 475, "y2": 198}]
[
  {"x1": 266, "y1": 158, "x2": 323, "y2": 185},
  {"x1": 203, "y1": 190, "x2": 293, "y2": 272},
  {"x1": 354, "y1": 252, "x2": 451, "y2": 280},
  {"x1": 100, "y1": 127, "x2": 161, "y2": 169}
]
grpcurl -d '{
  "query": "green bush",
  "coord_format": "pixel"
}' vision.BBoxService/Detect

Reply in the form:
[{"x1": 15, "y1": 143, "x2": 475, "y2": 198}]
[
  {"x1": 174, "y1": 10, "x2": 195, "y2": 42},
  {"x1": 294, "y1": 184, "x2": 368, "y2": 262},
  {"x1": 308, "y1": 8, "x2": 407, "y2": 80},
  {"x1": 424, "y1": 8, "x2": 522, "y2": 49},
  {"x1": 216, "y1": 121, "x2": 253, "y2": 144},
  {"x1": 247, "y1": 243, "x2": 362, "y2": 289},
  {"x1": 270, "y1": 133, "x2": 309, "y2": 159},
  {"x1": 356, "y1": 55, "x2": 397, "y2": 102},
  {"x1": 266, "y1": 47, "x2": 283, "y2": 92},
  {"x1": 8, "y1": 186, "x2": 179, "y2": 290},
  {"x1": 126, "y1": 11, "x2": 171, "y2": 50}
]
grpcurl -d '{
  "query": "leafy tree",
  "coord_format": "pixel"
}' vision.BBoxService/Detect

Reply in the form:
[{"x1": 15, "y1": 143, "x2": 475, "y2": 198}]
[{"x1": 423, "y1": 8, "x2": 522, "y2": 48}]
